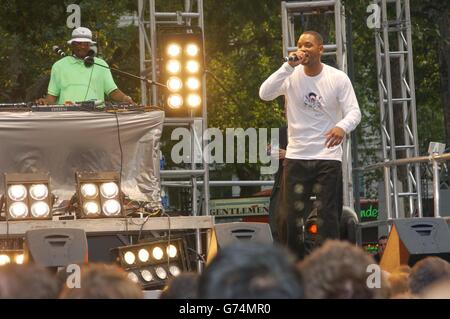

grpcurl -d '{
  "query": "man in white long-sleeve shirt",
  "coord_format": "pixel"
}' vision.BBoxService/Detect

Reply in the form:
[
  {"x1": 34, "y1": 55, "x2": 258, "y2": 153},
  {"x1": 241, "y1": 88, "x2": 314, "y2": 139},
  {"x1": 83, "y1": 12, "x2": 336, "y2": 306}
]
[{"x1": 259, "y1": 31, "x2": 361, "y2": 259}]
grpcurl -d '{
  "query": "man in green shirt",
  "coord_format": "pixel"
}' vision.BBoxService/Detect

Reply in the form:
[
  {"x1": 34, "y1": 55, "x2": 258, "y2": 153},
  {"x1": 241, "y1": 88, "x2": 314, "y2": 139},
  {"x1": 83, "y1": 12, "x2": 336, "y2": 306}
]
[{"x1": 38, "y1": 27, "x2": 134, "y2": 106}]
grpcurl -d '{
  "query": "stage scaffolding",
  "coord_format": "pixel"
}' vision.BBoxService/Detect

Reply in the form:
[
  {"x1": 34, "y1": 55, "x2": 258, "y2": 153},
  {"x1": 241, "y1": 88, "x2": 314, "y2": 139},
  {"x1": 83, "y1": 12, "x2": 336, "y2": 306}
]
[{"x1": 137, "y1": 0, "x2": 209, "y2": 272}]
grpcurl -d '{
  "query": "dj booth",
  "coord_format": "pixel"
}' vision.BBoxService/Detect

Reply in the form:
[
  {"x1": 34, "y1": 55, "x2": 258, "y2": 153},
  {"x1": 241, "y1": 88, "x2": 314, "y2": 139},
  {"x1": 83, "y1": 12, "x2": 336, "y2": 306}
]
[{"x1": 0, "y1": 109, "x2": 214, "y2": 262}]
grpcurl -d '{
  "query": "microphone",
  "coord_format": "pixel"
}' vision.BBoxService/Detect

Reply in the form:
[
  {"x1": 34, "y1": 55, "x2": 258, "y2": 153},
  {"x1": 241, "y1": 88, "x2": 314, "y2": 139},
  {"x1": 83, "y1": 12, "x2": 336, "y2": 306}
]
[
  {"x1": 83, "y1": 49, "x2": 95, "y2": 67},
  {"x1": 284, "y1": 55, "x2": 299, "y2": 62},
  {"x1": 52, "y1": 45, "x2": 66, "y2": 57}
]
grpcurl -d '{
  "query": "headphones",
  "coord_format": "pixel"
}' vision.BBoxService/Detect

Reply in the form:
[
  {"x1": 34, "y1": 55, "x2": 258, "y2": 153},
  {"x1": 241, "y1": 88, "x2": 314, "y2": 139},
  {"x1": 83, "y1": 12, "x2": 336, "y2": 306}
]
[
  {"x1": 72, "y1": 49, "x2": 95, "y2": 68},
  {"x1": 84, "y1": 50, "x2": 95, "y2": 67}
]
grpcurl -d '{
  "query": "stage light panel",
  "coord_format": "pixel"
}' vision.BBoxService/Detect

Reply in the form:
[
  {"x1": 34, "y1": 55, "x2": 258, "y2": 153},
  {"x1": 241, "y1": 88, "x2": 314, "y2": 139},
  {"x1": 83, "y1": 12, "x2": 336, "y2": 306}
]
[
  {"x1": 113, "y1": 238, "x2": 190, "y2": 290},
  {"x1": 4, "y1": 173, "x2": 52, "y2": 220},
  {"x1": 159, "y1": 29, "x2": 204, "y2": 112},
  {"x1": 75, "y1": 171, "x2": 123, "y2": 218}
]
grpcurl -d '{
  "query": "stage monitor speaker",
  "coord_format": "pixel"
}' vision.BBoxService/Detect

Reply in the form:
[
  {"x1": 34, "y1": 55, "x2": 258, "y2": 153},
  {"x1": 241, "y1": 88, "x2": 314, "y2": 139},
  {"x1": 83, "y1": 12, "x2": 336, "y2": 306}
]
[
  {"x1": 24, "y1": 228, "x2": 88, "y2": 267},
  {"x1": 380, "y1": 218, "x2": 450, "y2": 273},
  {"x1": 206, "y1": 222, "x2": 273, "y2": 264}
]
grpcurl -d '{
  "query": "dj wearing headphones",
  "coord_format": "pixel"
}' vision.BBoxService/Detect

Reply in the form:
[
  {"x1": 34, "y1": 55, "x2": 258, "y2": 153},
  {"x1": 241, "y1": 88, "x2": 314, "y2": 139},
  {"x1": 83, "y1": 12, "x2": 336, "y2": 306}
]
[{"x1": 37, "y1": 27, "x2": 135, "y2": 106}]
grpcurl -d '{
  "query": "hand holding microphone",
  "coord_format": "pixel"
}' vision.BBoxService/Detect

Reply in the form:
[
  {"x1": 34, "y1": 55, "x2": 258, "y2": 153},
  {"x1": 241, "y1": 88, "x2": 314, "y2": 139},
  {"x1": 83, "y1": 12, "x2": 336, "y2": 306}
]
[{"x1": 284, "y1": 51, "x2": 306, "y2": 67}]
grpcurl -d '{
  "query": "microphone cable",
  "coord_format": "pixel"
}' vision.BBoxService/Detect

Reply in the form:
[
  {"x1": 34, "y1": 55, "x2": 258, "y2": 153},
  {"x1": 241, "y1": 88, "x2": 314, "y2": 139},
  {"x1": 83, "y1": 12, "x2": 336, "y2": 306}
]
[{"x1": 82, "y1": 50, "x2": 96, "y2": 103}]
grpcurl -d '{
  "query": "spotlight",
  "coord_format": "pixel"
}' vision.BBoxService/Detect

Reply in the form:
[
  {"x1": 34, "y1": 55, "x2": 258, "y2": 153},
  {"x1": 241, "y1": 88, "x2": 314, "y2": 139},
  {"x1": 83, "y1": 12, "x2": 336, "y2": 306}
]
[
  {"x1": 141, "y1": 269, "x2": 153, "y2": 282},
  {"x1": 8, "y1": 185, "x2": 27, "y2": 201},
  {"x1": 112, "y1": 238, "x2": 190, "y2": 289},
  {"x1": 128, "y1": 272, "x2": 139, "y2": 283},
  {"x1": 9, "y1": 202, "x2": 28, "y2": 219},
  {"x1": 100, "y1": 182, "x2": 119, "y2": 199},
  {"x1": 186, "y1": 94, "x2": 201, "y2": 108},
  {"x1": 166, "y1": 60, "x2": 181, "y2": 74},
  {"x1": 29, "y1": 184, "x2": 48, "y2": 200},
  {"x1": 169, "y1": 265, "x2": 181, "y2": 276},
  {"x1": 152, "y1": 247, "x2": 164, "y2": 260},
  {"x1": 0, "y1": 250, "x2": 25, "y2": 266},
  {"x1": 138, "y1": 249, "x2": 150, "y2": 263},
  {"x1": 0, "y1": 254, "x2": 10, "y2": 266},
  {"x1": 31, "y1": 201, "x2": 50, "y2": 218},
  {"x1": 186, "y1": 60, "x2": 200, "y2": 74},
  {"x1": 167, "y1": 76, "x2": 183, "y2": 92},
  {"x1": 185, "y1": 43, "x2": 199, "y2": 56},
  {"x1": 155, "y1": 266, "x2": 167, "y2": 279},
  {"x1": 167, "y1": 94, "x2": 183, "y2": 109},
  {"x1": 166, "y1": 244, "x2": 178, "y2": 258},
  {"x1": 186, "y1": 77, "x2": 200, "y2": 90},
  {"x1": 166, "y1": 43, "x2": 181, "y2": 57},
  {"x1": 124, "y1": 251, "x2": 136, "y2": 265},
  {"x1": 4, "y1": 173, "x2": 52, "y2": 220},
  {"x1": 75, "y1": 171, "x2": 123, "y2": 218},
  {"x1": 83, "y1": 201, "x2": 100, "y2": 216}
]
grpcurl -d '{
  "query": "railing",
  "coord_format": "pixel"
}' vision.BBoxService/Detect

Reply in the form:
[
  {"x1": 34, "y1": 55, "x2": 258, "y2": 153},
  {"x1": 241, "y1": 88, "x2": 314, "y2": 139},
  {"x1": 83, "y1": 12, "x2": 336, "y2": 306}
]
[{"x1": 355, "y1": 153, "x2": 450, "y2": 218}]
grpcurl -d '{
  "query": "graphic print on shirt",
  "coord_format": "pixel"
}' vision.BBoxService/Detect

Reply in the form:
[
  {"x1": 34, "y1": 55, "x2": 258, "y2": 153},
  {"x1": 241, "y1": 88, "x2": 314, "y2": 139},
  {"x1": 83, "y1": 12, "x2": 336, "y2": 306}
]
[{"x1": 303, "y1": 92, "x2": 324, "y2": 111}]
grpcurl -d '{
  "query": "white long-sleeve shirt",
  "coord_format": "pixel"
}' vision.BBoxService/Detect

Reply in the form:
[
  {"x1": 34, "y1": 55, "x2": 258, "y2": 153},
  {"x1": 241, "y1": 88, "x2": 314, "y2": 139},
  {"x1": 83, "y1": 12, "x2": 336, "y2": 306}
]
[{"x1": 259, "y1": 62, "x2": 361, "y2": 162}]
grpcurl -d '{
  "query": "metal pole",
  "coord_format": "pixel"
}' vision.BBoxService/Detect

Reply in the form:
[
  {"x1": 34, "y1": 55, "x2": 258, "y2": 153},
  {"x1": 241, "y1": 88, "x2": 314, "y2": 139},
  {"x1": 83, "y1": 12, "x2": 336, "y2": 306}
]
[
  {"x1": 433, "y1": 159, "x2": 441, "y2": 217},
  {"x1": 396, "y1": 0, "x2": 413, "y2": 217},
  {"x1": 334, "y1": 0, "x2": 343, "y2": 70},
  {"x1": 347, "y1": 13, "x2": 360, "y2": 214},
  {"x1": 375, "y1": 30, "x2": 393, "y2": 219},
  {"x1": 404, "y1": 0, "x2": 423, "y2": 217},
  {"x1": 150, "y1": 0, "x2": 158, "y2": 106},
  {"x1": 138, "y1": 0, "x2": 148, "y2": 105},
  {"x1": 197, "y1": 0, "x2": 206, "y2": 274},
  {"x1": 281, "y1": 2, "x2": 289, "y2": 58}
]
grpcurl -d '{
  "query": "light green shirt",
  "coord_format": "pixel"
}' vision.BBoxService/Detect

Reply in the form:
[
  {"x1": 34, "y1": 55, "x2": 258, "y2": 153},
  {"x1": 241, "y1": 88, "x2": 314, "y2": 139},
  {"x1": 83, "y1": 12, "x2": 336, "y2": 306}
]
[{"x1": 48, "y1": 56, "x2": 118, "y2": 105}]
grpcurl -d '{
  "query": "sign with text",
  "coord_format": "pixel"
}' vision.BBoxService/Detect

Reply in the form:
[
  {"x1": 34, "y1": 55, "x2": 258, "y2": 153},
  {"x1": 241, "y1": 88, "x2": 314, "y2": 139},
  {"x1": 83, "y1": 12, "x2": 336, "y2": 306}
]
[{"x1": 209, "y1": 197, "x2": 270, "y2": 217}]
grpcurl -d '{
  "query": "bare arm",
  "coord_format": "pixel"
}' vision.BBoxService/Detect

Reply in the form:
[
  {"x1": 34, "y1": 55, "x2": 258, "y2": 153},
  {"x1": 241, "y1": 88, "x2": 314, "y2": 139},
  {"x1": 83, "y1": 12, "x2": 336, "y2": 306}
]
[
  {"x1": 36, "y1": 95, "x2": 57, "y2": 105},
  {"x1": 109, "y1": 89, "x2": 135, "y2": 104}
]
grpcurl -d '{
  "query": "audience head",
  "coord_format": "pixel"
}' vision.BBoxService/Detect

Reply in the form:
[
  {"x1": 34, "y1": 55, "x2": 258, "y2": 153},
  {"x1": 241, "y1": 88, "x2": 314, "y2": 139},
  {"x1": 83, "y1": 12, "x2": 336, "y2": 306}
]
[
  {"x1": 377, "y1": 236, "x2": 388, "y2": 257},
  {"x1": 420, "y1": 278, "x2": 450, "y2": 299},
  {"x1": 60, "y1": 263, "x2": 143, "y2": 299},
  {"x1": 388, "y1": 271, "x2": 410, "y2": 297},
  {"x1": 0, "y1": 264, "x2": 59, "y2": 298},
  {"x1": 299, "y1": 239, "x2": 388, "y2": 299},
  {"x1": 198, "y1": 242, "x2": 303, "y2": 299},
  {"x1": 409, "y1": 256, "x2": 450, "y2": 295},
  {"x1": 160, "y1": 272, "x2": 199, "y2": 299}
]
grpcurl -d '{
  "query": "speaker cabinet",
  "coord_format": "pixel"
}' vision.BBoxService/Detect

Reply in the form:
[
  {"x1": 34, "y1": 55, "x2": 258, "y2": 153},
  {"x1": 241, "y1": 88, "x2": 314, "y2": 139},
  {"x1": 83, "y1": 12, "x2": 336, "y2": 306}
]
[
  {"x1": 380, "y1": 218, "x2": 450, "y2": 273},
  {"x1": 206, "y1": 222, "x2": 273, "y2": 264},
  {"x1": 24, "y1": 228, "x2": 88, "y2": 267}
]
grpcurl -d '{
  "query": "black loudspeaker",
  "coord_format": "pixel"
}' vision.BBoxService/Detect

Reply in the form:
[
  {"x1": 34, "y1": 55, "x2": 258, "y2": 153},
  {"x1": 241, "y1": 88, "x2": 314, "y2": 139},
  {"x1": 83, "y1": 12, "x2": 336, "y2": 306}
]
[
  {"x1": 24, "y1": 228, "x2": 88, "y2": 267},
  {"x1": 380, "y1": 218, "x2": 450, "y2": 273},
  {"x1": 206, "y1": 222, "x2": 273, "y2": 264}
]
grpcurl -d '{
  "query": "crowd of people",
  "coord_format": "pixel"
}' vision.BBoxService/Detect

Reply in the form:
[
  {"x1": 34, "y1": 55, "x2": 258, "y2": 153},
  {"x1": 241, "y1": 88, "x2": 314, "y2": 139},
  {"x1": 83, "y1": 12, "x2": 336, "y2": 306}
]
[{"x1": 1, "y1": 239, "x2": 450, "y2": 299}]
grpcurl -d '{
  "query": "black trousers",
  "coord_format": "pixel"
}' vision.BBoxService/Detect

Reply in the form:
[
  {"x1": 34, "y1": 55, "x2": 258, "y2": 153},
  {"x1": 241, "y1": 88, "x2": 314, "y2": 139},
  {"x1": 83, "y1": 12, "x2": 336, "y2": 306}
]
[
  {"x1": 268, "y1": 161, "x2": 284, "y2": 241},
  {"x1": 277, "y1": 158, "x2": 342, "y2": 259}
]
